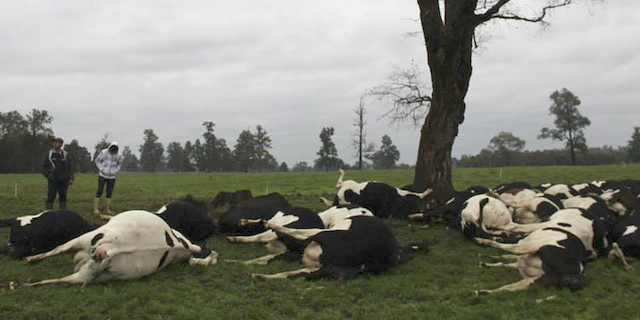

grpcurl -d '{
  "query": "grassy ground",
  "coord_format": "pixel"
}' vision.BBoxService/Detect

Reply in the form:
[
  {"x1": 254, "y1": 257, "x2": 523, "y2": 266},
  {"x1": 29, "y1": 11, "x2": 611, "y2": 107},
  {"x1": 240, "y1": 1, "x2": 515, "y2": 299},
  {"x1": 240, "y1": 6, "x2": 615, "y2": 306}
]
[{"x1": 0, "y1": 165, "x2": 639, "y2": 320}]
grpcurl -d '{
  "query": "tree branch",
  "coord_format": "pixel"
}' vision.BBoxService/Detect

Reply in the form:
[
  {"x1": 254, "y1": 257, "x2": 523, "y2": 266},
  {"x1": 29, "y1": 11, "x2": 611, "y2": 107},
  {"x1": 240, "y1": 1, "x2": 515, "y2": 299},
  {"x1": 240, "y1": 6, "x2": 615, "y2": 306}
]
[{"x1": 474, "y1": 0, "x2": 573, "y2": 26}]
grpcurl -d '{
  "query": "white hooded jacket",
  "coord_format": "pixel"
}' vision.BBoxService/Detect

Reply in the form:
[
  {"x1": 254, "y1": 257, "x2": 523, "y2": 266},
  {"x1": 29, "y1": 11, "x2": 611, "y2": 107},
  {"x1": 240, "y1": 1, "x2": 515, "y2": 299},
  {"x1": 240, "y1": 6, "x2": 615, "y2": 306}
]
[{"x1": 95, "y1": 141, "x2": 123, "y2": 179}]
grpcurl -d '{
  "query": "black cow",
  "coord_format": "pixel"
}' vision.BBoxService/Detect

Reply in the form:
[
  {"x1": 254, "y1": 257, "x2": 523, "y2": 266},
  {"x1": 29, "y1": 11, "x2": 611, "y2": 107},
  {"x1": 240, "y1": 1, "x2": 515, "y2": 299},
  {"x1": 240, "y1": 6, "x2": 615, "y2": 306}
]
[
  {"x1": 155, "y1": 195, "x2": 216, "y2": 242},
  {"x1": 324, "y1": 169, "x2": 431, "y2": 219},
  {"x1": 211, "y1": 190, "x2": 253, "y2": 208},
  {"x1": 218, "y1": 193, "x2": 291, "y2": 235},
  {"x1": 0, "y1": 210, "x2": 97, "y2": 259},
  {"x1": 251, "y1": 215, "x2": 427, "y2": 282}
]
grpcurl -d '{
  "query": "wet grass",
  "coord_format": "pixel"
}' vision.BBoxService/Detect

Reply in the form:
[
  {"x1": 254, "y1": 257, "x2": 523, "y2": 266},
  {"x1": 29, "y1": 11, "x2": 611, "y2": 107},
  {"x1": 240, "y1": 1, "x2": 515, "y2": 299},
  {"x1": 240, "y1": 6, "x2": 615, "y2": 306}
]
[{"x1": 0, "y1": 164, "x2": 639, "y2": 320}]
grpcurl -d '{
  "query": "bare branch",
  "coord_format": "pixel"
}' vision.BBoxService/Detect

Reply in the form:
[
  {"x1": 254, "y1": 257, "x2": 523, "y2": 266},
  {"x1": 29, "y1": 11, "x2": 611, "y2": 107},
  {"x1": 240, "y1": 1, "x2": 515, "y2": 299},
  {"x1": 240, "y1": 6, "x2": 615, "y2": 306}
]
[
  {"x1": 474, "y1": 0, "x2": 573, "y2": 26},
  {"x1": 367, "y1": 62, "x2": 432, "y2": 127}
]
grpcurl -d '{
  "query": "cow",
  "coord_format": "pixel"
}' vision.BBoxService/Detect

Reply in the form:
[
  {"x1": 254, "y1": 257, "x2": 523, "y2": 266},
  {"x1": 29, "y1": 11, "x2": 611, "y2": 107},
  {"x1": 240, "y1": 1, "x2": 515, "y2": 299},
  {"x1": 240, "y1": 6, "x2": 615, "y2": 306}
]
[
  {"x1": 225, "y1": 207, "x2": 324, "y2": 264},
  {"x1": 474, "y1": 226, "x2": 589, "y2": 295},
  {"x1": 600, "y1": 187, "x2": 640, "y2": 216},
  {"x1": 250, "y1": 214, "x2": 427, "y2": 283},
  {"x1": 608, "y1": 211, "x2": 640, "y2": 271},
  {"x1": 321, "y1": 169, "x2": 432, "y2": 219},
  {"x1": 459, "y1": 195, "x2": 519, "y2": 240},
  {"x1": 1, "y1": 210, "x2": 97, "y2": 259},
  {"x1": 153, "y1": 195, "x2": 216, "y2": 242},
  {"x1": 495, "y1": 188, "x2": 541, "y2": 208},
  {"x1": 493, "y1": 181, "x2": 533, "y2": 194},
  {"x1": 226, "y1": 205, "x2": 374, "y2": 265},
  {"x1": 17, "y1": 210, "x2": 218, "y2": 287},
  {"x1": 571, "y1": 183, "x2": 602, "y2": 196},
  {"x1": 408, "y1": 186, "x2": 489, "y2": 229},
  {"x1": 497, "y1": 208, "x2": 607, "y2": 259},
  {"x1": 544, "y1": 184, "x2": 579, "y2": 200},
  {"x1": 511, "y1": 195, "x2": 563, "y2": 224},
  {"x1": 218, "y1": 193, "x2": 291, "y2": 235},
  {"x1": 100, "y1": 195, "x2": 216, "y2": 242}
]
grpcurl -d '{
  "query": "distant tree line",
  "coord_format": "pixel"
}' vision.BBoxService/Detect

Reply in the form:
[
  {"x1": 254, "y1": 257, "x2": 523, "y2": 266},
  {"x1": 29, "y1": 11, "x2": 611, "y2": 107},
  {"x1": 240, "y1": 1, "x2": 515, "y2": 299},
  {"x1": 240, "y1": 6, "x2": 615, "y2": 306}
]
[{"x1": 0, "y1": 110, "x2": 405, "y2": 173}]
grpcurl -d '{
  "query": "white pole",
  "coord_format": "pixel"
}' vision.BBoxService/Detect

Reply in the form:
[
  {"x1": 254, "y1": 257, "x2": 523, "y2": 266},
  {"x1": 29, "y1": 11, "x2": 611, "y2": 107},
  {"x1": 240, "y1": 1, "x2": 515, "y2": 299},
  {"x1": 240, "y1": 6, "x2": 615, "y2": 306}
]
[
  {"x1": 499, "y1": 168, "x2": 503, "y2": 178},
  {"x1": 14, "y1": 182, "x2": 18, "y2": 198}
]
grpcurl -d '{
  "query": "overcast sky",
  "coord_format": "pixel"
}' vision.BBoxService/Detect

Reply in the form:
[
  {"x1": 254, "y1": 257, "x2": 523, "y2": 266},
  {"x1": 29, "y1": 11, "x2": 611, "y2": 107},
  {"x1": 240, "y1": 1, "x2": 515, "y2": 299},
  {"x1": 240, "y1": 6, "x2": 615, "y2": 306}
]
[{"x1": 1, "y1": 1, "x2": 638, "y2": 166}]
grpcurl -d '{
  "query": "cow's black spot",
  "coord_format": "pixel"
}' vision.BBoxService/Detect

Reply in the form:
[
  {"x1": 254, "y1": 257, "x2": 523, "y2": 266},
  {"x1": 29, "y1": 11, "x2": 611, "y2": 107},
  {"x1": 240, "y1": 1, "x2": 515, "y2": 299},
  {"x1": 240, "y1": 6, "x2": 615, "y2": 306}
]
[
  {"x1": 91, "y1": 233, "x2": 104, "y2": 246},
  {"x1": 558, "y1": 222, "x2": 572, "y2": 228},
  {"x1": 157, "y1": 251, "x2": 169, "y2": 269},
  {"x1": 178, "y1": 238, "x2": 189, "y2": 249},
  {"x1": 165, "y1": 231, "x2": 174, "y2": 247}
]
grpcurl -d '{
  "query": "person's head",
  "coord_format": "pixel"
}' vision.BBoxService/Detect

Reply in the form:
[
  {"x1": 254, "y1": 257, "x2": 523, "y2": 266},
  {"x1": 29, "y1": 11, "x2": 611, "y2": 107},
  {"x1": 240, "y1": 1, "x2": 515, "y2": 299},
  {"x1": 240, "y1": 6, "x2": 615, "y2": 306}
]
[
  {"x1": 108, "y1": 141, "x2": 119, "y2": 155},
  {"x1": 52, "y1": 137, "x2": 64, "y2": 150}
]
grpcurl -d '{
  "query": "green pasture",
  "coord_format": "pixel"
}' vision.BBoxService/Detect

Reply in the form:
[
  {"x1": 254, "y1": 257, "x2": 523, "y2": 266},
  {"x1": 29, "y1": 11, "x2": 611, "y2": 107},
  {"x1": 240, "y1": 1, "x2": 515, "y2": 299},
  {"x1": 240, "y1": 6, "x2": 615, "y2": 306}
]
[{"x1": 0, "y1": 165, "x2": 639, "y2": 320}]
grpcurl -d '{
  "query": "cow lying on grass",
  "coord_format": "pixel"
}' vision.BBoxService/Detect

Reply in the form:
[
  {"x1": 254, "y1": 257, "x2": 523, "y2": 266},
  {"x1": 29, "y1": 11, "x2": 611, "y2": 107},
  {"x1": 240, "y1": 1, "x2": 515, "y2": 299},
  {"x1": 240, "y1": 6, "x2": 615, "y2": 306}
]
[
  {"x1": 320, "y1": 169, "x2": 432, "y2": 219},
  {"x1": 1, "y1": 210, "x2": 97, "y2": 259},
  {"x1": 218, "y1": 193, "x2": 291, "y2": 235},
  {"x1": 15, "y1": 210, "x2": 218, "y2": 288},
  {"x1": 608, "y1": 211, "x2": 640, "y2": 271},
  {"x1": 226, "y1": 205, "x2": 373, "y2": 265},
  {"x1": 250, "y1": 213, "x2": 427, "y2": 283}
]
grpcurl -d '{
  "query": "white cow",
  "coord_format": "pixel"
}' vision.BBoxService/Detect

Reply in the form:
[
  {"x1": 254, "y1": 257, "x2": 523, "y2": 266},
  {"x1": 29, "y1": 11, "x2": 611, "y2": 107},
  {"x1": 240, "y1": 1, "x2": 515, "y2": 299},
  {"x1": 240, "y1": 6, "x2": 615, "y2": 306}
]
[{"x1": 19, "y1": 210, "x2": 218, "y2": 287}]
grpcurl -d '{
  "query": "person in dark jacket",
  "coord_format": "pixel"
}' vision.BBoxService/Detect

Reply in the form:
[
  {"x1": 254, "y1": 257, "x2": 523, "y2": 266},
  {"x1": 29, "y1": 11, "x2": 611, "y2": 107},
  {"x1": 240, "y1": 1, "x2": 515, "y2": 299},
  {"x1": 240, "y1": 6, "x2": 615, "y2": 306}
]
[{"x1": 43, "y1": 137, "x2": 74, "y2": 210}]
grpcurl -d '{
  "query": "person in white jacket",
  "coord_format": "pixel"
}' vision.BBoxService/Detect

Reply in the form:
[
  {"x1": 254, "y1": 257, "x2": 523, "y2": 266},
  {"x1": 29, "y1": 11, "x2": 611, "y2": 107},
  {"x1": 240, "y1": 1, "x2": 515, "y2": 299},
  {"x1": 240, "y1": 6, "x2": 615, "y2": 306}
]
[{"x1": 93, "y1": 141, "x2": 123, "y2": 214}]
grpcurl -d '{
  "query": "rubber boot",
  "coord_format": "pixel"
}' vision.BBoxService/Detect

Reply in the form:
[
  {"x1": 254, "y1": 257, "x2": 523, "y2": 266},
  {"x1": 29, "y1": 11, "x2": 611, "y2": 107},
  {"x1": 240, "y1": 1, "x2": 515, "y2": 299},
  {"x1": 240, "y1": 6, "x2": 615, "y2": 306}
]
[
  {"x1": 45, "y1": 201, "x2": 53, "y2": 211},
  {"x1": 93, "y1": 197, "x2": 100, "y2": 214},
  {"x1": 59, "y1": 201, "x2": 66, "y2": 210},
  {"x1": 105, "y1": 198, "x2": 113, "y2": 214}
]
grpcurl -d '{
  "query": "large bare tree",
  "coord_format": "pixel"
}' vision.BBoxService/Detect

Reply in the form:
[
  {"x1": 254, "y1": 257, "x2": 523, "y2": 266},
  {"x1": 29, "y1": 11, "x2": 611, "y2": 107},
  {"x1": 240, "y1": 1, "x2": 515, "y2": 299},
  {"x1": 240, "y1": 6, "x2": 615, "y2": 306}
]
[{"x1": 410, "y1": 0, "x2": 578, "y2": 199}]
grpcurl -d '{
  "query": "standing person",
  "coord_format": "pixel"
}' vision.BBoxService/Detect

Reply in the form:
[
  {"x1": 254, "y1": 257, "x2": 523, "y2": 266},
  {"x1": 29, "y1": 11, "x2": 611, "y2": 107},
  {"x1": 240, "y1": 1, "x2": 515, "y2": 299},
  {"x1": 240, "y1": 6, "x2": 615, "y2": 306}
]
[
  {"x1": 43, "y1": 137, "x2": 74, "y2": 210},
  {"x1": 94, "y1": 141, "x2": 123, "y2": 214}
]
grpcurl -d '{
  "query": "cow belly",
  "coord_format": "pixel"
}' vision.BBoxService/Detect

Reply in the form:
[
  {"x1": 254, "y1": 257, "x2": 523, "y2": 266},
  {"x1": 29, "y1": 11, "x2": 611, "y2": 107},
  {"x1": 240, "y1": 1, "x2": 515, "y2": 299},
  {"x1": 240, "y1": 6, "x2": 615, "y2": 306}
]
[{"x1": 97, "y1": 248, "x2": 192, "y2": 281}]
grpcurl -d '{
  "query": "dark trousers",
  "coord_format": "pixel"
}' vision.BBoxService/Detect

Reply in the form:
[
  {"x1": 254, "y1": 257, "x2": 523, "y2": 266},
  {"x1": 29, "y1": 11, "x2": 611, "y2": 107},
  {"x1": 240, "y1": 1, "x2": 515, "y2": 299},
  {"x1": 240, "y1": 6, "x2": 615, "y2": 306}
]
[
  {"x1": 46, "y1": 179, "x2": 68, "y2": 209},
  {"x1": 96, "y1": 176, "x2": 116, "y2": 198}
]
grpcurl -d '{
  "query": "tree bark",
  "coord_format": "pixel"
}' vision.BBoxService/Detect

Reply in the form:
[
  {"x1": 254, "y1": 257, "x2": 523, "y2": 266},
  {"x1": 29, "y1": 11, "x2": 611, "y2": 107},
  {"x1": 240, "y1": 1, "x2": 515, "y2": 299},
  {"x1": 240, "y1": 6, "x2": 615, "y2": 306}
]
[{"x1": 414, "y1": 0, "x2": 476, "y2": 200}]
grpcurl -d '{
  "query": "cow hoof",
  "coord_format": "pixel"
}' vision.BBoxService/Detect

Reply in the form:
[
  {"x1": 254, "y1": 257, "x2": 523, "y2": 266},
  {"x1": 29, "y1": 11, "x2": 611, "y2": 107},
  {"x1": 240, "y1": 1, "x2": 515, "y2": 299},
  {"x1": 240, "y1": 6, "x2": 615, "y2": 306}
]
[
  {"x1": 6, "y1": 281, "x2": 19, "y2": 291},
  {"x1": 238, "y1": 219, "x2": 248, "y2": 226},
  {"x1": 473, "y1": 290, "x2": 489, "y2": 296},
  {"x1": 626, "y1": 265, "x2": 635, "y2": 272},
  {"x1": 250, "y1": 273, "x2": 264, "y2": 280},
  {"x1": 478, "y1": 261, "x2": 486, "y2": 268},
  {"x1": 226, "y1": 237, "x2": 236, "y2": 243}
]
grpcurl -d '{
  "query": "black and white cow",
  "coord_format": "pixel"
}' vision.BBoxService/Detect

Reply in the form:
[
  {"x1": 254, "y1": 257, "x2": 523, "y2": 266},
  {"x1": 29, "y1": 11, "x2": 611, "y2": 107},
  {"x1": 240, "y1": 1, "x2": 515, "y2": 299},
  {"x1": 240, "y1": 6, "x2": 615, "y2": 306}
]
[
  {"x1": 322, "y1": 169, "x2": 432, "y2": 219},
  {"x1": 474, "y1": 226, "x2": 589, "y2": 294},
  {"x1": 493, "y1": 181, "x2": 533, "y2": 194},
  {"x1": 218, "y1": 193, "x2": 291, "y2": 235},
  {"x1": 459, "y1": 195, "x2": 519, "y2": 240},
  {"x1": 498, "y1": 208, "x2": 607, "y2": 259},
  {"x1": 571, "y1": 183, "x2": 603, "y2": 196},
  {"x1": 250, "y1": 214, "x2": 427, "y2": 283},
  {"x1": 1, "y1": 210, "x2": 97, "y2": 259},
  {"x1": 408, "y1": 186, "x2": 489, "y2": 229},
  {"x1": 544, "y1": 184, "x2": 579, "y2": 200},
  {"x1": 225, "y1": 207, "x2": 324, "y2": 264},
  {"x1": 18, "y1": 210, "x2": 218, "y2": 287},
  {"x1": 608, "y1": 211, "x2": 640, "y2": 271},
  {"x1": 226, "y1": 205, "x2": 374, "y2": 265},
  {"x1": 600, "y1": 187, "x2": 640, "y2": 216}
]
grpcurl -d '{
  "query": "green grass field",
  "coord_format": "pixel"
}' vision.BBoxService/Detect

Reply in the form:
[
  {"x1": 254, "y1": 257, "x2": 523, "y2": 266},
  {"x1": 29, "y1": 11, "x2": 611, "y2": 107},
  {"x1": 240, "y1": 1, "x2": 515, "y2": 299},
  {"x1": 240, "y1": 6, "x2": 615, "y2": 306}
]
[{"x1": 1, "y1": 165, "x2": 639, "y2": 320}]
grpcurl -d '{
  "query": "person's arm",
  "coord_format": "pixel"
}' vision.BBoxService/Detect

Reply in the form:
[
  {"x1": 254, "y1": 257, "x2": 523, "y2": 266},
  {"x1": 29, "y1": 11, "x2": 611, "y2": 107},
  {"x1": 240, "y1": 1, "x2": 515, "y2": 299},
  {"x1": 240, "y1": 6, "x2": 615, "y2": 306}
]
[
  {"x1": 42, "y1": 152, "x2": 51, "y2": 179},
  {"x1": 95, "y1": 151, "x2": 104, "y2": 171},
  {"x1": 115, "y1": 155, "x2": 123, "y2": 173}
]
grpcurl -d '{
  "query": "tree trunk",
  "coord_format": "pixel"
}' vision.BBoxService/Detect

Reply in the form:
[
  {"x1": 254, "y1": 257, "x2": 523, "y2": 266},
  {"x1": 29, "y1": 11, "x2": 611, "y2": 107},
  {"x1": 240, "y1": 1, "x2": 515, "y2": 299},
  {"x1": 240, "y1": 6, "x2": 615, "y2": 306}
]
[{"x1": 414, "y1": 0, "x2": 475, "y2": 201}]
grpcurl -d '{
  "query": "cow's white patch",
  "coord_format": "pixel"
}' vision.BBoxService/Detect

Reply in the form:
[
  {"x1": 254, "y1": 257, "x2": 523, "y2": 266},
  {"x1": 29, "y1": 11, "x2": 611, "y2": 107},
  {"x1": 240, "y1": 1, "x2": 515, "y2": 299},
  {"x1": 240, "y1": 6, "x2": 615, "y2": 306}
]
[
  {"x1": 268, "y1": 211, "x2": 300, "y2": 226},
  {"x1": 16, "y1": 211, "x2": 48, "y2": 227},
  {"x1": 623, "y1": 226, "x2": 638, "y2": 237}
]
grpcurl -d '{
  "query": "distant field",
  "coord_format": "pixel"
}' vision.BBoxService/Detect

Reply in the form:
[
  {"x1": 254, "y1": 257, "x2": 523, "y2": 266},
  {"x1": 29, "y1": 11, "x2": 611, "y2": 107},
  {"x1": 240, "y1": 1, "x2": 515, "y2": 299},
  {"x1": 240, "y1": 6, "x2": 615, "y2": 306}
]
[{"x1": 0, "y1": 165, "x2": 639, "y2": 320}]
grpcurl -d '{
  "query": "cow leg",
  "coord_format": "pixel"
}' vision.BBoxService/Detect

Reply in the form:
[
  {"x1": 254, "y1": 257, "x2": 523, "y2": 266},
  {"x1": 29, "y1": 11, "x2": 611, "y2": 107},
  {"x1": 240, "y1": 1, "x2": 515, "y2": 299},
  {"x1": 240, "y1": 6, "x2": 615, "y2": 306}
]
[
  {"x1": 264, "y1": 222, "x2": 326, "y2": 241},
  {"x1": 610, "y1": 242, "x2": 635, "y2": 272},
  {"x1": 251, "y1": 267, "x2": 320, "y2": 280},
  {"x1": 335, "y1": 168, "x2": 345, "y2": 187},
  {"x1": 238, "y1": 218, "x2": 262, "y2": 226},
  {"x1": 490, "y1": 254, "x2": 523, "y2": 260},
  {"x1": 226, "y1": 230, "x2": 277, "y2": 243},
  {"x1": 99, "y1": 214, "x2": 114, "y2": 221},
  {"x1": 499, "y1": 222, "x2": 550, "y2": 234},
  {"x1": 474, "y1": 237, "x2": 535, "y2": 255},
  {"x1": 319, "y1": 197, "x2": 333, "y2": 207},
  {"x1": 226, "y1": 252, "x2": 285, "y2": 265},
  {"x1": 25, "y1": 230, "x2": 98, "y2": 263},
  {"x1": 479, "y1": 261, "x2": 519, "y2": 268},
  {"x1": 474, "y1": 277, "x2": 539, "y2": 295}
]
